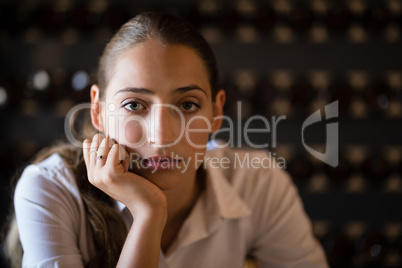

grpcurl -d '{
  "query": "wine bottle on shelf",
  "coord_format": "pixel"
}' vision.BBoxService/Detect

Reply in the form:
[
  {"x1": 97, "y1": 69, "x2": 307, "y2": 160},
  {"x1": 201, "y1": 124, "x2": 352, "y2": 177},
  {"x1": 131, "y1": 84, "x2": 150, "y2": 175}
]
[
  {"x1": 286, "y1": 5, "x2": 313, "y2": 33},
  {"x1": 290, "y1": 80, "x2": 314, "y2": 115},
  {"x1": 1, "y1": 4, "x2": 34, "y2": 35},
  {"x1": 233, "y1": 70, "x2": 257, "y2": 97},
  {"x1": 347, "y1": 23, "x2": 368, "y2": 43},
  {"x1": 252, "y1": 6, "x2": 276, "y2": 33},
  {"x1": 235, "y1": 0, "x2": 256, "y2": 22},
  {"x1": 360, "y1": 154, "x2": 391, "y2": 187},
  {"x1": 325, "y1": 157, "x2": 353, "y2": 186},
  {"x1": 308, "y1": 23, "x2": 329, "y2": 43},
  {"x1": 323, "y1": 232, "x2": 355, "y2": 267},
  {"x1": 104, "y1": 5, "x2": 131, "y2": 33},
  {"x1": 72, "y1": 4, "x2": 95, "y2": 33},
  {"x1": 38, "y1": 5, "x2": 69, "y2": 34},
  {"x1": 347, "y1": 0, "x2": 367, "y2": 16},
  {"x1": 311, "y1": 220, "x2": 330, "y2": 242},
  {"x1": 324, "y1": 3, "x2": 352, "y2": 33},
  {"x1": 251, "y1": 79, "x2": 276, "y2": 116},
  {"x1": 364, "y1": 82, "x2": 393, "y2": 116},
  {"x1": 329, "y1": 83, "x2": 354, "y2": 116},
  {"x1": 287, "y1": 153, "x2": 315, "y2": 185},
  {"x1": 183, "y1": 8, "x2": 204, "y2": 30},
  {"x1": 216, "y1": 8, "x2": 241, "y2": 34},
  {"x1": 355, "y1": 231, "x2": 389, "y2": 266},
  {"x1": 362, "y1": 5, "x2": 391, "y2": 33}
]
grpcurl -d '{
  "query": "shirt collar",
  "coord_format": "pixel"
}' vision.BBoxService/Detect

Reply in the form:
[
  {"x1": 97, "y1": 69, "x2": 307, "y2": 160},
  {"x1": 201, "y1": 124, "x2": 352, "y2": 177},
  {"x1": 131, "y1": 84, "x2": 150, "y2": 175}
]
[
  {"x1": 204, "y1": 147, "x2": 252, "y2": 219},
  {"x1": 163, "y1": 147, "x2": 252, "y2": 257}
]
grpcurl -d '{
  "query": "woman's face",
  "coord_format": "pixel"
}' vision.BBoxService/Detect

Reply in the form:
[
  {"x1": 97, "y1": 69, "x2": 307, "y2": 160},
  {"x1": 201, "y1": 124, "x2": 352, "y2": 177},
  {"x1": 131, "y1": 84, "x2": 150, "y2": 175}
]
[{"x1": 91, "y1": 40, "x2": 225, "y2": 190}]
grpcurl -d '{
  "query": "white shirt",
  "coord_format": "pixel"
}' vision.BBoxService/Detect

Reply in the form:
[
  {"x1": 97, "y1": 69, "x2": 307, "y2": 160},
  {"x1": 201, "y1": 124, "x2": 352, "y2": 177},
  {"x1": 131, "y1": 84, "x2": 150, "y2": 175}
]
[{"x1": 14, "y1": 145, "x2": 328, "y2": 268}]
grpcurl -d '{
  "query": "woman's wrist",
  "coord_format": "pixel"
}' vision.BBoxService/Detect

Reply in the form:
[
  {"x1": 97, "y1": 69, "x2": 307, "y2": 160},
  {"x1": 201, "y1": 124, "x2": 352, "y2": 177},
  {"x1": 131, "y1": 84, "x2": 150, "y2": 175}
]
[
  {"x1": 129, "y1": 202, "x2": 168, "y2": 231},
  {"x1": 117, "y1": 203, "x2": 167, "y2": 268}
]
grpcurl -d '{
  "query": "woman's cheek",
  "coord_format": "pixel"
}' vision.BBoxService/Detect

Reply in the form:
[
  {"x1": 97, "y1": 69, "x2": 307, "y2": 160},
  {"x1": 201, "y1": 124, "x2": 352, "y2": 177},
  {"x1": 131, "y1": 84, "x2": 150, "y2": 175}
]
[
  {"x1": 184, "y1": 117, "x2": 211, "y2": 148},
  {"x1": 111, "y1": 115, "x2": 146, "y2": 147}
]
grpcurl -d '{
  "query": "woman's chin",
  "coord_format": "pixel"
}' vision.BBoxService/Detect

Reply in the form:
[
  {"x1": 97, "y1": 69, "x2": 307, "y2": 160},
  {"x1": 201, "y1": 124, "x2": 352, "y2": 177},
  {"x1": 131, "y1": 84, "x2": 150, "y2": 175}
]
[{"x1": 128, "y1": 168, "x2": 184, "y2": 191}]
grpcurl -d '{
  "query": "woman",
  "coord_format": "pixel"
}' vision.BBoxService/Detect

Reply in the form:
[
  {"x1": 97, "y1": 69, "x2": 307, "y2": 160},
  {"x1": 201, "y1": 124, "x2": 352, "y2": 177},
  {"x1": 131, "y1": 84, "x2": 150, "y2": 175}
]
[{"x1": 7, "y1": 12, "x2": 328, "y2": 267}]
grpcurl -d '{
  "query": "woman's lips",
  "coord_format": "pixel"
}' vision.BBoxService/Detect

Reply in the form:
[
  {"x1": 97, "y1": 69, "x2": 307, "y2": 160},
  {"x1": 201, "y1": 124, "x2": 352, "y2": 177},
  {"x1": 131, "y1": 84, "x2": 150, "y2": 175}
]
[{"x1": 141, "y1": 156, "x2": 183, "y2": 170}]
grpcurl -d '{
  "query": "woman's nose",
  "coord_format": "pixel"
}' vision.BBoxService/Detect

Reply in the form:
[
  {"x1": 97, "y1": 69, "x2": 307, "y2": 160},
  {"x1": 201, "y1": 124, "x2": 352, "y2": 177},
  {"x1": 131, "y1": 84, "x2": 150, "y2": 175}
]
[{"x1": 147, "y1": 104, "x2": 184, "y2": 147}]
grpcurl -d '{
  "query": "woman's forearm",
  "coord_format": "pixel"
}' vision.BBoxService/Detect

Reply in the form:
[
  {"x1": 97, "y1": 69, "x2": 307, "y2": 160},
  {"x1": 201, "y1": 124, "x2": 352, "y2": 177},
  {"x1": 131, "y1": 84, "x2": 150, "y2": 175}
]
[{"x1": 117, "y1": 210, "x2": 167, "y2": 268}]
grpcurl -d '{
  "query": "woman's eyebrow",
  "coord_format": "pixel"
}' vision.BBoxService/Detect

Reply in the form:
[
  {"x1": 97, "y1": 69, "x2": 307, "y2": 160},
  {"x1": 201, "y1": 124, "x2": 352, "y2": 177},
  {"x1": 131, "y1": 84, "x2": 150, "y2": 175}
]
[
  {"x1": 175, "y1": 85, "x2": 207, "y2": 96},
  {"x1": 114, "y1": 87, "x2": 154, "y2": 96},
  {"x1": 114, "y1": 85, "x2": 208, "y2": 96}
]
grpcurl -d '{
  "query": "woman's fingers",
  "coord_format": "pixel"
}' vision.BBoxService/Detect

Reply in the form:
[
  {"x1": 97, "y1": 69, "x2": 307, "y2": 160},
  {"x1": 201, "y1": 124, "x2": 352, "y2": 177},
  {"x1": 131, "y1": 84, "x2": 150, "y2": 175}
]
[
  {"x1": 120, "y1": 145, "x2": 131, "y2": 171},
  {"x1": 107, "y1": 144, "x2": 130, "y2": 171},
  {"x1": 122, "y1": 150, "x2": 130, "y2": 171},
  {"x1": 108, "y1": 143, "x2": 121, "y2": 167},
  {"x1": 83, "y1": 139, "x2": 92, "y2": 167},
  {"x1": 84, "y1": 134, "x2": 133, "y2": 187},
  {"x1": 96, "y1": 137, "x2": 112, "y2": 167},
  {"x1": 90, "y1": 133, "x2": 104, "y2": 166}
]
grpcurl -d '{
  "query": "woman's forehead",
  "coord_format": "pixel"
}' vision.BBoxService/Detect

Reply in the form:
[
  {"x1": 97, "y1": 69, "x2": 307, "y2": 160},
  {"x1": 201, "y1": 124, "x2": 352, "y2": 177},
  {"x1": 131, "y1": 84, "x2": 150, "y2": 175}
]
[{"x1": 106, "y1": 41, "x2": 212, "y2": 97}]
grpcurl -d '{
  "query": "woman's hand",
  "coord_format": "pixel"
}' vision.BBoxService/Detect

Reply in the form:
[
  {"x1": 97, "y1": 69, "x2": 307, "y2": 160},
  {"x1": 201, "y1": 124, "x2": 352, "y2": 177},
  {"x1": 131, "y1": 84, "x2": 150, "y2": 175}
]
[
  {"x1": 83, "y1": 134, "x2": 168, "y2": 267},
  {"x1": 82, "y1": 133, "x2": 167, "y2": 219}
]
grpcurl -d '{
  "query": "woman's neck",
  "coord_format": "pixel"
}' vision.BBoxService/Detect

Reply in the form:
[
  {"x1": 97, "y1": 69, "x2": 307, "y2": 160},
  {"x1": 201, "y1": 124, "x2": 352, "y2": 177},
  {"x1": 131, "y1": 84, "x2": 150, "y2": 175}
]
[
  {"x1": 161, "y1": 168, "x2": 205, "y2": 252},
  {"x1": 165, "y1": 168, "x2": 204, "y2": 223}
]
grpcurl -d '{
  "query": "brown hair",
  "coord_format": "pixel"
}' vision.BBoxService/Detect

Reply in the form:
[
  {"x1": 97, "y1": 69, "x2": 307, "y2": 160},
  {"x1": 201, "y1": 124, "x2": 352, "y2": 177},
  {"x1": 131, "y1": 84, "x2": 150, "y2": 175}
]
[
  {"x1": 5, "y1": 11, "x2": 220, "y2": 267},
  {"x1": 97, "y1": 11, "x2": 219, "y2": 98}
]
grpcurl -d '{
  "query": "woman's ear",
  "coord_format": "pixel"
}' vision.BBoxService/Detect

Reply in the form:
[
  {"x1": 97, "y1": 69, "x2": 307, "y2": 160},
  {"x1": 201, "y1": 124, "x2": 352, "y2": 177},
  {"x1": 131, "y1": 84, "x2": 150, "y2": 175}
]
[
  {"x1": 90, "y1": 84, "x2": 104, "y2": 132},
  {"x1": 211, "y1": 89, "x2": 226, "y2": 133}
]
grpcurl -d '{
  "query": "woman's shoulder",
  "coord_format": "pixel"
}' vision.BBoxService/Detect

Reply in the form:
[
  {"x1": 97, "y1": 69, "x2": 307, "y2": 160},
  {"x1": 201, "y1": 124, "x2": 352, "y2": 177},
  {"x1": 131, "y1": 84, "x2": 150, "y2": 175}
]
[{"x1": 15, "y1": 152, "x2": 80, "y2": 201}]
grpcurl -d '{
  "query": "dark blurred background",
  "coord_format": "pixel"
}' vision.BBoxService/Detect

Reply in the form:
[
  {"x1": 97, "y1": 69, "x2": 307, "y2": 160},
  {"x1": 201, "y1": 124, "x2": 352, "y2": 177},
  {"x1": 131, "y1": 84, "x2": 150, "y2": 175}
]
[{"x1": 1, "y1": 0, "x2": 402, "y2": 267}]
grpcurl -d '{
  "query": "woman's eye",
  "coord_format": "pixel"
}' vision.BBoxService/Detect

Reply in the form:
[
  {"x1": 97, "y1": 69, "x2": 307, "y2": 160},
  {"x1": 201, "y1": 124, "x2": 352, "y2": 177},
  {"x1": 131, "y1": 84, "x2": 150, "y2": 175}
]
[
  {"x1": 124, "y1": 102, "x2": 144, "y2": 111},
  {"x1": 181, "y1": 101, "x2": 199, "y2": 112}
]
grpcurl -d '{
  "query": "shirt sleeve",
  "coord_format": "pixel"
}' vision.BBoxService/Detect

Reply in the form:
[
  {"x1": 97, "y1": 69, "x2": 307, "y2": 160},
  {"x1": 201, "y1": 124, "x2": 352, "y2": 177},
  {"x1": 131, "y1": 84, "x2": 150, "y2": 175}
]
[
  {"x1": 14, "y1": 164, "x2": 85, "y2": 268},
  {"x1": 250, "y1": 168, "x2": 329, "y2": 268}
]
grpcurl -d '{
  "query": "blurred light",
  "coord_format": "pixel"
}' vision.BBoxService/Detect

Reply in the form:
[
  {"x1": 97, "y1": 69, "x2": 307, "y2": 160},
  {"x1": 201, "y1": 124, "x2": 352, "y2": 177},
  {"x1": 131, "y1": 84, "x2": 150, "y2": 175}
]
[
  {"x1": 61, "y1": 28, "x2": 79, "y2": 45},
  {"x1": 370, "y1": 244, "x2": 382, "y2": 258},
  {"x1": 72, "y1": 70, "x2": 89, "y2": 91},
  {"x1": 88, "y1": 0, "x2": 109, "y2": 13},
  {"x1": 236, "y1": 0, "x2": 256, "y2": 16},
  {"x1": 23, "y1": 27, "x2": 41, "y2": 44},
  {"x1": 347, "y1": 24, "x2": 367, "y2": 43},
  {"x1": 273, "y1": 25, "x2": 294, "y2": 43},
  {"x1": 33, "y1": 69, "x2": 50, "y2": 90},
  {"x1": 200, "y1": 26, "x2": 223, "y2": 44},
  {"x1": 311, "y1": 0, "x2": 329, "y2": 14},
  {"x1": 388, "y1": 0, "x2": 402, "y2": 14},
  {"x1": 54, "y1": 0, "x2": 74, "y2": 12},
  {"x1": 236, "y1": 25, "x2": 258, "y2": 43},
  {"x1": 378, "y1": 94, "x2": 390, "y2": 109},
  {"x1": 0, "y1": 87, "x2": 7, "y2": 107},
  {"x1": 273, "y1": 0, "x2": 291, "y2": 14},
  {"x1": 347, "y1": 0, "x2": 366, "y2": 15},
  {"x1": 309, "y1": 24, "x2": 329, "y2": 43},
  {"x1": 199, "y1": 0, "x2": 220, "y2": 15},
  {"x1": 235, "y1": 70, "x2": 257, "y2": 95},
  {"x1": 348, "y1": 71, "x2": 368, "y2": 89},
  {"x1": 310, "y1": 70, "x2": 330, "y2": 89}
]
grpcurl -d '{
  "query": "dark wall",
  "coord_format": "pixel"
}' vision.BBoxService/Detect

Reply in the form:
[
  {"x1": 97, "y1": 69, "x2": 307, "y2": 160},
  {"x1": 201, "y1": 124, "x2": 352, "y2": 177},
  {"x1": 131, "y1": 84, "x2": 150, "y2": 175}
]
[{"x1": 1, "y1": 0, "x2": 402, "y2": 267}]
